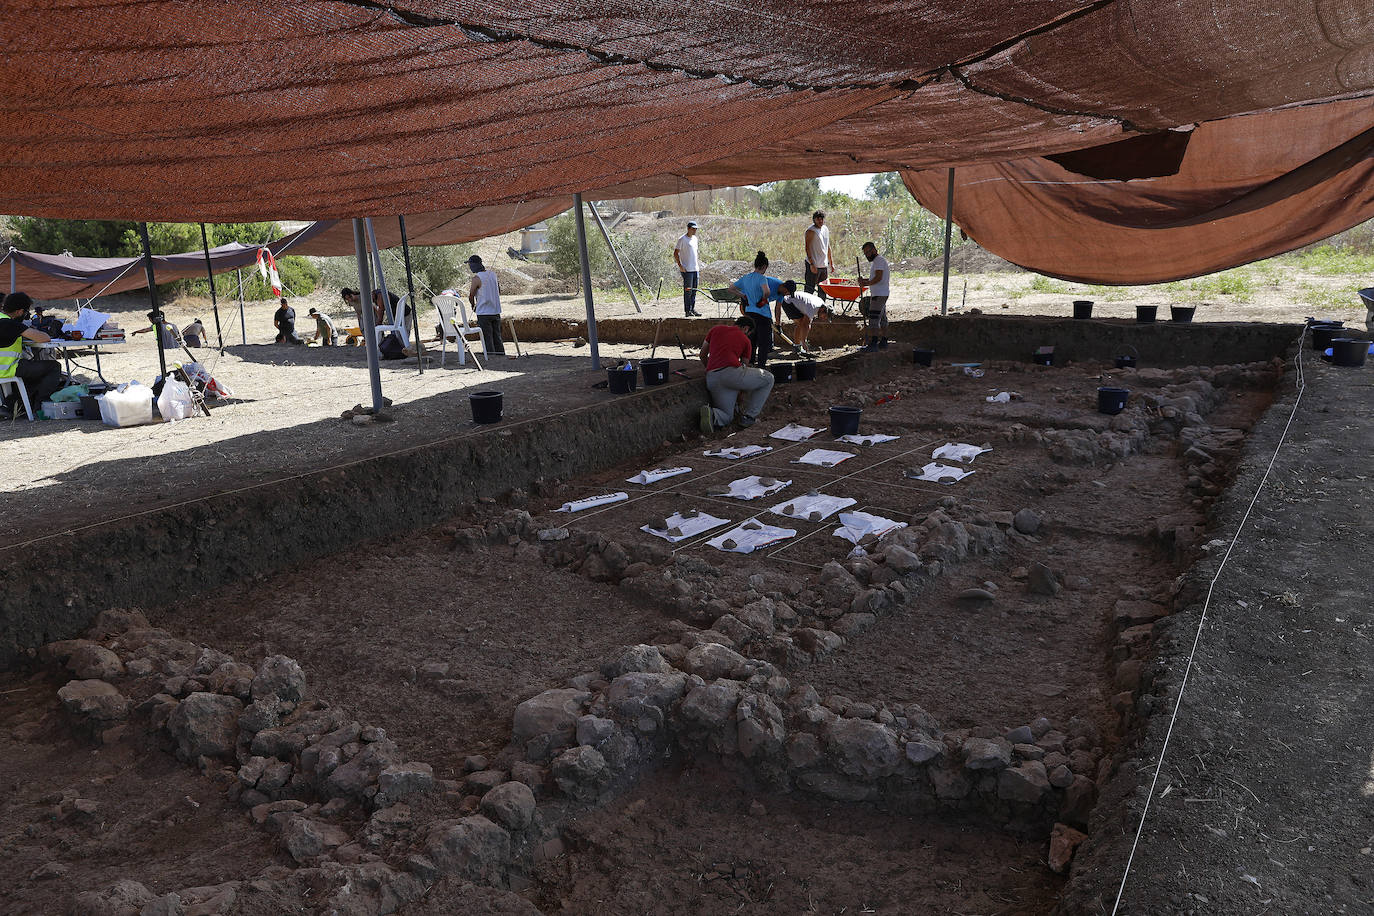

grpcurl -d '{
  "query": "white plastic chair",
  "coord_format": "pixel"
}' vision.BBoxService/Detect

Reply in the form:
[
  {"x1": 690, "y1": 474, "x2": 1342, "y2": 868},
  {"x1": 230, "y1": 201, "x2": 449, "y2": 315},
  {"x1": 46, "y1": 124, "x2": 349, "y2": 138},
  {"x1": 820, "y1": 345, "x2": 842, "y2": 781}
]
[
  {"x1": 0, "y1": 377, "x2": 35, "y2": 421},
  {"x1": 374, "y1": 292, "x2": 411, "y2": 349},
  {"x1": 432, "y1": 294, "x2": 486, "y2": 368}
]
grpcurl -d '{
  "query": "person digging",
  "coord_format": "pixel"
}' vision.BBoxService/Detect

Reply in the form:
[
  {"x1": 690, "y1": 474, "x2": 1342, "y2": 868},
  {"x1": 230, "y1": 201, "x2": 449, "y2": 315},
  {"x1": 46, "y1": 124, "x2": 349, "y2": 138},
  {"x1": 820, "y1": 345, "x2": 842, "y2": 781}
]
[{"x1": 698, "y1": 315, "x2": 774, "y2": 433}]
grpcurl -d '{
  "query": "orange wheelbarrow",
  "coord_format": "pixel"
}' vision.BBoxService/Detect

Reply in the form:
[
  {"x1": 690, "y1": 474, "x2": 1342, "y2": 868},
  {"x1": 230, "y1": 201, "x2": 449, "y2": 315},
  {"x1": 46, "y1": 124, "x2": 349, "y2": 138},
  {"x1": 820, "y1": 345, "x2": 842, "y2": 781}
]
[{"x1": 818, "y1": 278, "x2": 865, "y2": 317}]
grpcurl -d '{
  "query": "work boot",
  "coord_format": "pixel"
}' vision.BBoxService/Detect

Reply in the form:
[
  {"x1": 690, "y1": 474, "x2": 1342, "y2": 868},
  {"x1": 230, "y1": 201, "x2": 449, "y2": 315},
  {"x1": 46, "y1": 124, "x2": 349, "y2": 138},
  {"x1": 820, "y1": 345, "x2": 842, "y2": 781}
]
[
  {"x1": 699, "y1": 404, "x2": 715, "y2": 435},
  {"x1": 858, "y1": 337, "x2": 879, "y2": 352},
  {"x1": 878, "y1": 337, "x2": 890, "y2": 349}
]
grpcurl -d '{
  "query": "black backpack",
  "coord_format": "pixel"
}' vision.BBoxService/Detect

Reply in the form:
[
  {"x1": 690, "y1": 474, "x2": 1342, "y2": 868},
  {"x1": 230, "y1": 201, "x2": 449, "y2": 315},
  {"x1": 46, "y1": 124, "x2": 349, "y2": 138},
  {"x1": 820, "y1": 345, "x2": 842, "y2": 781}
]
[{"x1": 379, "y1": 332, "x2": 406, "y2": 360}]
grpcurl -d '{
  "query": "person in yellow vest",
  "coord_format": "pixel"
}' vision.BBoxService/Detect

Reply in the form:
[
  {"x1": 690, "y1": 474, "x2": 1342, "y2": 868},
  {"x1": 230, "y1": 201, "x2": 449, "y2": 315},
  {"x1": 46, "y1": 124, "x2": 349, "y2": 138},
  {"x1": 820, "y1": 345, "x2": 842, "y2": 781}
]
[{"x1": 1, "y1": 292, "x2": 64, "y2": 419}]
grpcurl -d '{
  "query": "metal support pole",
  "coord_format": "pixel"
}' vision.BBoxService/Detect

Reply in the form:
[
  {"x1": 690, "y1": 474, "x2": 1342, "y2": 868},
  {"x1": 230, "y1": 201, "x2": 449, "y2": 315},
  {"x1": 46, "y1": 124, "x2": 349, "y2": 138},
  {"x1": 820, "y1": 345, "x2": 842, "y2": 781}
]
[
  {"x1": 364, "y1": 218, "x2": 394, "y2": 324},
  {"x1": 8, "y1": 248, "x2": 15, "y2": 293},
  {"x1": 199, "y1": 223, "x2": 225, "y2": 351},
  {"x1": 235, "y1": 268, "x2": 247, "y2": 345},
  {"x1": 137, "y1": 222, "x2": 169, "y2": 384},
  {"x1": 573, "y1": 194, "x2": 600, "y2": 366},
  {"x1": 940, "y1": 167, "x2": 955, "y2": 317},
  {"x1": 398, "y1": 215, "x2": 423, "y2": 372},
  {"x1": 353, "y1": 219, "x2": 386, "y2": 414},
  {"x1": 588, "y1": 202, "x2": 641, "y2": 313}
]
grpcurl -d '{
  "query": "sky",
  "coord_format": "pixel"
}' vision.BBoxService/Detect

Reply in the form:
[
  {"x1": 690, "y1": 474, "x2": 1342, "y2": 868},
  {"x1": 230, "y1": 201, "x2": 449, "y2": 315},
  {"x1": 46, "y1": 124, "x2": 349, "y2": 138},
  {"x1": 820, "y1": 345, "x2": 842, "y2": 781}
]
[{"x1": 819, "y1": 173, "x2": 876, "y2": 199}]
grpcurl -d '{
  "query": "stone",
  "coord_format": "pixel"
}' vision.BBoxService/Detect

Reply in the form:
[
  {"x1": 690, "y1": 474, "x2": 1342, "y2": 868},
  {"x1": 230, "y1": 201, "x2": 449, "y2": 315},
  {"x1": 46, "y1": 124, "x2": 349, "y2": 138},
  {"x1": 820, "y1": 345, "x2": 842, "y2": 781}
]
[
  {"x1": 58, "y1": 679, "x2": 130, "y2": 725},
  {"x1": 786, "y1": 733, "x2": 823, "y2": 768},
  {"x1": 250, "y1": 799, "x2": 307, "y2": 826},
  {"x1": 1048, "y1": 764, "x2": 1074, "y2": 788},
  {"x1": 282, "y1": 815, "x2": 350, "y2": 863},
  {"x1": 1048, "y1": 823, "x2": 1088, "y2": 873},
  {"x1": 250, "y1": 655, "x2": 307, "y2": 710},
  {"x1": 1112, "y1": 600, "x2": 1169, "y2": 627},
  {"x1": 1012, "y1": 508, "x2": 1042, "y2": 534},
  {"x1": 601, "y1": 645, "x2": 671, "y2": 678},
  {"x1": 87, "y1": 608, "x2": 152, "y2": 639},
  {"x1": 882, "y1": 544, "x2": 922, "y2": 575},
  {"x1": 552, "y1": 746, "x2": 610, "y2": 802},
  {"x1": 479, "y1": 781, "x2": 536, "y2": 831},
  {"x1": 576, "y1": 714, "x2": 616, "y2": 747},
  {"x1": 140, "y1": 893, "x2": 185, "y2": 916},
  {"x1": 238, "y1": 756, "x2": 268, "y2": 787},
  {"x1": 736, "y1": 694, "x2": 785, "y2": 760},
  {"x1": 237, "y1": 696, "x2": 284, "y2": 735},
  {"x1": 1013, "y1": 743, "x2": 1045, "y2": 761},
  {"x1": 827, "y1": 718, "x2": 901, "y2": 778},
  {"x1": 257, "y1": 760, "x2": 293, "y2": 792},
  {"x1": 325, "y1": 742, "x2": 400, "y2": 799},
  {"x1": 512, "y1": 688, "x2": 590, "y2": 760},
  {"x1": 735, "y1": 598, "x2": 776, "y2": 634},
  {"x1": 1005, "y1": 725, "x2": 1035, "y2": 744},
  {"x1": 31, "y1": 861, "x2": 69, "y2": 880},
  {"x1": 684, "y1": 643, "x2": 749, "y2": 680},
  {"x1": 538, "y1": 527, "x2": 570, "y2": 541},
  {"x1": 904, "y1": 734, "x2": 943, "y2": 764},
  {"x1": 829, "y1": 612, "x2": 876, "y2": 638},
  {"x1": 792, "y1": 628, "x2": 843, "y2": 656},
  {"x1": 1061, "y1": 776, "x2": 1097, "y2": 827},
  {"x1": 1030, "y1": 717, "x2": 1053, "y2": 737},
  {"x1": 1027, "y1": 563, "x2": 1061, "y2": 596},
  {"x1": 378, "y1": 763, "x2": 434, "y2": 804},
  {"x1": 957, "y1": 587, "x2": 996, "y2": 601},
  {"x1": 72, "y1": 879, "x2": 155, "y2": 916},
  {"x1": 167, "y1": 693, "x2": 242, "y2": 759},
  {"x1": 464, "y1": 755, "x2": 490, "y2": 773},
  {"x1": 929, "y1": 764, "x2": 972, "y2": 799},
  {"x1": 679, "y1": 682, "x2": 742, "y2": 731},
  {"x1": 998, "y1": 761, "x2": 1050, "y2": 804},
  {"x1": 465, "y1": 770, "x2": 506, "y2": 795},
  {"x1": 963, "y1": 737, "x2": 1012, "y2": 770},
  {"x1": 67, "y1": 643, "x2": 125, "y2": 680},
  {"x1": 1115, "y1": 659, "x2": 1143, "y2": 692},
  {"x1": 605, "y1": 671, "x2": 688, "y2": 733}
]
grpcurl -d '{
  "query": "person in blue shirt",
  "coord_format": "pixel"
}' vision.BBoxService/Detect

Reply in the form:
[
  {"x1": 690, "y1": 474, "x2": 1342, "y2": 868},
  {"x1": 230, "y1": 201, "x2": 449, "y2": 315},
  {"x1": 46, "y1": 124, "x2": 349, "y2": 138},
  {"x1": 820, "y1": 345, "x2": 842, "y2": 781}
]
[{"x1": 730, "y1": 251, "x2": 783, "y2": 367}]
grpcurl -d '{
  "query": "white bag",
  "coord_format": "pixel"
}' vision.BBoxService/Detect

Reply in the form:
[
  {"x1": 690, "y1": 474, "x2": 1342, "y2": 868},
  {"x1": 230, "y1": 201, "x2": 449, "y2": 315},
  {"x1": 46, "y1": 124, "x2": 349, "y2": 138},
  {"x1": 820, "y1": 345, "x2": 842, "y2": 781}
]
[{"x1": 156, "y1": 378, "x2": 195, "y2": 421}]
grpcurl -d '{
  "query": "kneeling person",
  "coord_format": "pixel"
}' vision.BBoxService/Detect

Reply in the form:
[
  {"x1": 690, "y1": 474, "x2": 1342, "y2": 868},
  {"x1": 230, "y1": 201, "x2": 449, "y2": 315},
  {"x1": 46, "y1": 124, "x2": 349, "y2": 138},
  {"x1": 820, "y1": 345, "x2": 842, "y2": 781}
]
[{"x1": 699, "y1": 317, "x2": 774, "y2": 433}]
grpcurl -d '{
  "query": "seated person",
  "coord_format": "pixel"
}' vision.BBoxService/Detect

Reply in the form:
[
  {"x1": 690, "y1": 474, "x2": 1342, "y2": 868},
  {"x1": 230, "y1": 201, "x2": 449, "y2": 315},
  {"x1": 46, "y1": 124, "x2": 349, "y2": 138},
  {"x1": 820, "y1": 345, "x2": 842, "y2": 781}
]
[
  {"x1": 182, "y1": 318, "x2": 207, "y2": 347},
  {"x1": 776, "y1": 280, "x2": 823, "y2": 355},
  {"x1": 308, "y1": 308, "x2": 337, "y2": 346},
  {"x1": 698, "y1": 315, "x2": 775, "y2": 433},
  {"x1": 1, "y1": 292, "x2": 64, "y2": 417}
]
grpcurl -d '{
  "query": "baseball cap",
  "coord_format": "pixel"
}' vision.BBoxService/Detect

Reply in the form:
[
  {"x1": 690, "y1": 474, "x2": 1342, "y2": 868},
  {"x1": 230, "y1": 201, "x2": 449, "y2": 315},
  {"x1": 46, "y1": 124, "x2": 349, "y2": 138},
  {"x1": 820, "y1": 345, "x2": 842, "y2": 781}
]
[{"x1": 686, "y1": 220, "x2": 698, "y2": 228}]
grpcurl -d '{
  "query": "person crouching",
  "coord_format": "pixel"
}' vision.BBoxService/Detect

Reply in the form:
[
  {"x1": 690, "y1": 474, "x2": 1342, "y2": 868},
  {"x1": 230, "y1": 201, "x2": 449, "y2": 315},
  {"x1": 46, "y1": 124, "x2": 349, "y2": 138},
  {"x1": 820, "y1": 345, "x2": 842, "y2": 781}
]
[{"x1": 699, "y1": 316, "x2": 774, "y2": 433}]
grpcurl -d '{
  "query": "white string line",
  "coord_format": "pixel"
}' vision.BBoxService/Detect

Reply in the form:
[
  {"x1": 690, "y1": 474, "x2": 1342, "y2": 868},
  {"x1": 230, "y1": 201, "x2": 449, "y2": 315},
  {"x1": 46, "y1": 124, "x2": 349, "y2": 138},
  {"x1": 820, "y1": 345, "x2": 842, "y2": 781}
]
[{"x1": 1110, "y1": 329, "x2": 1308, "y2": 914}]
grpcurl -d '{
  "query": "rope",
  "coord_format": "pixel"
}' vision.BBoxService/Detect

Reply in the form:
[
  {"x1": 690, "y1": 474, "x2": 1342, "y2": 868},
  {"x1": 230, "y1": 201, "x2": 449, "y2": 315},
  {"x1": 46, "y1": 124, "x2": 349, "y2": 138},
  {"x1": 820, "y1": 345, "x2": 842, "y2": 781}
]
[{"x1": 1110, "y1": 329, "x2": 1308, "y2": 913}]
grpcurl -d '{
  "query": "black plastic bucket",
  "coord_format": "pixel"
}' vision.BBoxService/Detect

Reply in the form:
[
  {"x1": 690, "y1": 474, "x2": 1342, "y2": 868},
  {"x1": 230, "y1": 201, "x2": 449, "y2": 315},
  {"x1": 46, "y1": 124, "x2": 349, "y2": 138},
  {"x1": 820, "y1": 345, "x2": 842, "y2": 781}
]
[
  {"x1": 796, "y1": 360, "x2": 818, "y2": 381},
  {"x1": 1331, "y1": 338, "x2": 1369, "y2": 368},
  {"x1": 1360, "y1": 288, "x2": 1374, "y2": 310},
  {"x1": 607, "y1": 367, "x2": 637, "y2": 394},
  {"x1": 1115, "y1": 355, "x2": 1137, "y2": 369},
  {"x1": 1311, "y1": 325, "x2": 1345, "y2": 351},
  {"x1": 1170, "y1": 306, "x2": 1196, "y2": 323},
  {"x1": 1032, "y1": 348, "x2": 1054, "y2": 366},
  {"x1": 641, "y1": 357, "x2": 670, "y2": 386},
  {"x1": 768, "y1": 362, "x2": 794, "y2": 383},
  {"x1": 829, "y1": 405, "x2": 862, "y2": 437},
  {"x1": 1136, "y1": 305, "x2": 1157, "y2": 323},
  {"x1": 469, "y1": 390, "x2": 503, "y2": 424},
  {"x1": 1072, "y1": 300, "x2": 1094, "y2": 320},
  {"x1": 1307, "y1": 317, "x2": 1344, "y2": 328},
  {"x1": 1097, "y1": 387, "x2": 1129, "y2": 415},
  {"x1": 912, "y1": 347, "x2": 935, "y2": 366}
]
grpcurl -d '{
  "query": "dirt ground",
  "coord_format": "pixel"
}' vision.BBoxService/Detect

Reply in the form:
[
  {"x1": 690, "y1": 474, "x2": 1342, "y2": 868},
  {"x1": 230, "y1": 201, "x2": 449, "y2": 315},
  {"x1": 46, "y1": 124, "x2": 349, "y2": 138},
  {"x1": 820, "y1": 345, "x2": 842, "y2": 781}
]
[{"x1": 0, "y1": 353, "x2": 1285, "y2": 914}]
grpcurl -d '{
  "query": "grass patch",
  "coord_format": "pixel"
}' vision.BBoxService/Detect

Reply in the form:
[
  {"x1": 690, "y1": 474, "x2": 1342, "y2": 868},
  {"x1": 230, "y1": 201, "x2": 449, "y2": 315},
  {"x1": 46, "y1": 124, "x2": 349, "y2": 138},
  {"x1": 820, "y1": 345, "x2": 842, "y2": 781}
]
[
  {"x1": 1028, "y1": 275, "x2": 1070, "y2": 294},
  {"x1": 1282, "y1": 245, "x2": 1374, "y2": 276},
  {"x1": 1298, "y1": 281, "x2": 1366, "y2": 312}
]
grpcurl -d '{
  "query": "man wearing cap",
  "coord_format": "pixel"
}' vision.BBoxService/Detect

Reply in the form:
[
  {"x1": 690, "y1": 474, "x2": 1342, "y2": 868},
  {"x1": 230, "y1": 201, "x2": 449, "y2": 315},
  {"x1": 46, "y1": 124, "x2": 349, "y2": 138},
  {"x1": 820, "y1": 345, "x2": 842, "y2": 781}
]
[
  {"x1": 308, "y1": 308, "x2": 337, "y2": 346},
  {"x1": 674, "y1": 221, "x2": 702, "y2": 317},
  {"x1": 467, "y1": 255, "x2": 504, "y2": 355}
]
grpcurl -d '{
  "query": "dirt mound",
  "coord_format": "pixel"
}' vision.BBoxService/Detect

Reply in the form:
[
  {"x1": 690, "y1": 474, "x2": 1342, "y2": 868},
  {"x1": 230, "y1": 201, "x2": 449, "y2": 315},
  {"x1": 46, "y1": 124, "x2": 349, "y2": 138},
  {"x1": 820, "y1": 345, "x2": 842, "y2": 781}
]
[{"x1": 921, "y1": 243, "x2": 1022, "y2": 274}]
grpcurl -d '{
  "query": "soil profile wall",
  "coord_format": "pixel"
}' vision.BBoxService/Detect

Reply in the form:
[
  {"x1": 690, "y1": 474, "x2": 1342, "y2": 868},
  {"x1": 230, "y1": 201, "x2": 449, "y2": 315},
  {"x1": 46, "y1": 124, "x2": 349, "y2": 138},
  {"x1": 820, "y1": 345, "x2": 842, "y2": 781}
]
[
  {"x1": 0, "y1": 379, "x2": 709, "y2": 669},
  {"x1": 514, "y1": 315, "x2": 1297, "y2": 367}
]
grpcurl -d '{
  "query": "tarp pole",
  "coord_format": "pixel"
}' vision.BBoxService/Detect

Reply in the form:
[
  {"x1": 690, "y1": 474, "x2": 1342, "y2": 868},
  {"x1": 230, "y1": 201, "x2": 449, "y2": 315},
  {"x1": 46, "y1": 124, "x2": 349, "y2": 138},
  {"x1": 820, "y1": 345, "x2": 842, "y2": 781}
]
[
  {"x1": 364, "y1": 218, "x2": 394, "y2": 324},
  {"x1": 235, "y1": 268, "x2": 247, "y2": 345},
  {"x1": 353, "y1": 219, "x2": 385, "y2": 415},
  {"x1": 199, "y1": 223, "x2": 225, "y2": 351},
  {"x1": 398, "y1": 215, "x2": 422, "y2": 372},
  {"x1": 588, "y1": 202, "x2": 641, "y2": 314},
  {"x1": 574, "y1": 193, "x2": 600, "y2": 367},
  {"x1": 940, "y1": 167, "x2": 955, "y2": 317},
  {"x1": 8, "y1": 248, "x2": 15, "y2": 294},
  {"x1": 137, "y1": 222, "x2": 169, "y2": 384}
]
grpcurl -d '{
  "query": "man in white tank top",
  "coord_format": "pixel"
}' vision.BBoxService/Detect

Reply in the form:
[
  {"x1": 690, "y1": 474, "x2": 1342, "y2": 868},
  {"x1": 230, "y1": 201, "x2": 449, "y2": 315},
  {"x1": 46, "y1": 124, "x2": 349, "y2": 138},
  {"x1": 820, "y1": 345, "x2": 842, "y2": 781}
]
[
  {"x1": 467, "y1": 254, "x2": 505, "y2": 355},
  {"x1": 803, "y1": 210, "x2": 833, "y2": 295}
]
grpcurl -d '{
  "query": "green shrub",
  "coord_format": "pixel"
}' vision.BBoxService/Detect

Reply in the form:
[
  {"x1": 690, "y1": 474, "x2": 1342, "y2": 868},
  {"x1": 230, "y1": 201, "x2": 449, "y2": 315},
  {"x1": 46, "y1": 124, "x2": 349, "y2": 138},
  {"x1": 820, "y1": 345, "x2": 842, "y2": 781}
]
[
  {"x1": 1029, "y1": 275, "x2": 1069, "y2": 294},
  {"x1": 547, "y1": 212, "x2": 610, "y2": 280},
  {"x1": 760, "y1": 179, "x2": 820, "y2": 216}
]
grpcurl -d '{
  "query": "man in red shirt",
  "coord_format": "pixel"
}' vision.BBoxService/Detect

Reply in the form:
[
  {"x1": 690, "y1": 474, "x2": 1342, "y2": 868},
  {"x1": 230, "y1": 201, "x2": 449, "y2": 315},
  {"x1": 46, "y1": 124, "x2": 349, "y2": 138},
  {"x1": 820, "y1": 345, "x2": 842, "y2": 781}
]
[{"x1": 699, "y1": 317, "x2": 775, "y2": 433}]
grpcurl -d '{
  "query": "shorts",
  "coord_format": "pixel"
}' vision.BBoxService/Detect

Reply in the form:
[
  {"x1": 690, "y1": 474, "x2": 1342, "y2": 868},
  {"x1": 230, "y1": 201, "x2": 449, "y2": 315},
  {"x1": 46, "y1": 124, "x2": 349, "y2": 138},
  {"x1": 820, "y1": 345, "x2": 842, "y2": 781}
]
[{"x1": 780, "y1": 300, "x2": 805, "y2": 321}]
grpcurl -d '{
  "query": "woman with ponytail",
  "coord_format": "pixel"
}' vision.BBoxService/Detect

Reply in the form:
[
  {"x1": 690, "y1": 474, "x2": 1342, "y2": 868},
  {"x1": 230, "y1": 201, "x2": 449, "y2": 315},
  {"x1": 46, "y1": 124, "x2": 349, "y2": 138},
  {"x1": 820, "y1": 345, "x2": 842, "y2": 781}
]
[{"x1": 728, "y1": 251, "x2": 783, "y2": 367}]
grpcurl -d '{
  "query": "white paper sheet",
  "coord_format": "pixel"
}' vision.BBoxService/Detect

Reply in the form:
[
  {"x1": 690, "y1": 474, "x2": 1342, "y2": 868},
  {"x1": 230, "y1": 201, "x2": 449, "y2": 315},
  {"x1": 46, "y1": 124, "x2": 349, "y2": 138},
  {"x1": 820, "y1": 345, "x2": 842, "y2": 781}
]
[
  {"x1": 931, "y1": 442, "x2": 991, "y2": 463},
  {"x1": 704, "y1": 444, "x2": 773, "y2": 460},
  {"x1": 836, "y1": 433, "x2": 900, "y2": 446},
  {"x1": 985, "y1": 391, "x2": 1011, "y2": 403},
  {"x1": 769, "y1": 423, "x2": 822, "y2": 441},
  {"x1": 627, "y1": 466, "x2": 692, "y2": 485},
  {"x1": 833, "y1": 511, "x2": 908, "y2": 544},
  {"x1": 792, "y1": 448, "x2": 856, "y2": 467},
  {"x1": 907, "y1": 462, "x2": 975, "y2": 484},
  {"x1": 707, "y1": 475, "x2": 791, "y2": 501},
  {"x1": 769, "y1": 493, "x2": 858, "y2": 521},
  {"x1": 642, "y1": 511, "x2": 731, "y2": 543},
  {"x1": 62, "y1": 307, "x2": 111, "y2": 341},
  {"x1": 555, "y1": 492, "x2": 629, "y2": 512},
  {"x1": 707, "y1": 521, "x2": 797, "y2": 554}
]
